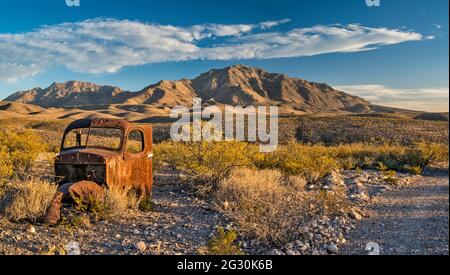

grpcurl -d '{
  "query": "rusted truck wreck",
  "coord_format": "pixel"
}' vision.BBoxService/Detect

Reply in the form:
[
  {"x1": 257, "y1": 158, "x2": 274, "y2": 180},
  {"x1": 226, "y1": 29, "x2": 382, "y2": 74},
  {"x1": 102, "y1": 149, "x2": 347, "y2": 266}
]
[{"x1": 45, "y1": 118, "x2": 153, "y2": 224}]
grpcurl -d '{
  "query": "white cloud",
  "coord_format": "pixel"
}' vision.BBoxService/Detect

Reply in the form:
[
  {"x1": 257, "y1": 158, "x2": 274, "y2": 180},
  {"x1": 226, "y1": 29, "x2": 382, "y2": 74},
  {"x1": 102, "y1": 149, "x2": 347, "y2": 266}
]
[
  {"x1": 0, "y1": 18, "x2": 429, "y2": 83},
  {"x1": 335, "y1": 85, "x2": 449, "y2": 112},
  {"x1": 0, "y1": 63, "x2": 41, "y2": 83},
  {"x1": 259, "y1": 19, "x2": 291, "y2": 30}
]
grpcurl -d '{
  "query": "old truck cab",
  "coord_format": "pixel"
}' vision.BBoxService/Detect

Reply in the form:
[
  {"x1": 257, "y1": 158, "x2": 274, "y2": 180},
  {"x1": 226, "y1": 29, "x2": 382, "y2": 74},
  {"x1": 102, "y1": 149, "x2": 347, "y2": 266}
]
[{"x1": 45, "y1": 118, "x2": 153, "y2": 224}]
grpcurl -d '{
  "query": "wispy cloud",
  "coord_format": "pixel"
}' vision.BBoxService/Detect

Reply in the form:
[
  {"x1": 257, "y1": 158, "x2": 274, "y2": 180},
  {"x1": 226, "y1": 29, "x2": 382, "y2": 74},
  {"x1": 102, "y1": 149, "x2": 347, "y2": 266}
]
[
  {"x1": 431, "y1": 24, "x2": 443, "y2": 30},
  {"x1": 259, "y1": 19, "x2": 291, "y2": 30},
  {"x1": 0, "y1": 18, "x2": 428, "y2": 82},
  {"x1": 335, "y1": 85, "x2": 449, "y2": 112}
]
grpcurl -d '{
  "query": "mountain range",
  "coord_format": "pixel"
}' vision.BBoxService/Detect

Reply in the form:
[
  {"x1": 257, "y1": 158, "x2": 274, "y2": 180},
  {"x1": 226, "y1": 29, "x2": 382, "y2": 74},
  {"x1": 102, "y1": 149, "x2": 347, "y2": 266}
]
[{"x1": 2, "y1": 65, "x2": 443, "y2": 122}]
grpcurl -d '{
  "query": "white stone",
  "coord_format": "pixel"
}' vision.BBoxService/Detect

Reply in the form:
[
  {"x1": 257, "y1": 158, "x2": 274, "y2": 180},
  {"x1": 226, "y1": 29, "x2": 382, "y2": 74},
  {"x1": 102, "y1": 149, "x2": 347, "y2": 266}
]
[
  {"x1": 136, "y1": 241, "x2": 147, "y2": 252},
  {"x1": 327, "y1": 243, "x2": 339, "y2": 254},
  {"x1": 26, "y1": 225, "x2": 36, "y2": 234}
]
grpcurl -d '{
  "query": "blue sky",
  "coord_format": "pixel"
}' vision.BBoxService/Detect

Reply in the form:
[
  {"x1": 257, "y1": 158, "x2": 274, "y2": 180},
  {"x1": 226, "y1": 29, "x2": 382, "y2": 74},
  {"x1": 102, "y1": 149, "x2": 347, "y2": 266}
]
[{"x1": 0, "y1": 0, "x2": 448, "y2": 111}]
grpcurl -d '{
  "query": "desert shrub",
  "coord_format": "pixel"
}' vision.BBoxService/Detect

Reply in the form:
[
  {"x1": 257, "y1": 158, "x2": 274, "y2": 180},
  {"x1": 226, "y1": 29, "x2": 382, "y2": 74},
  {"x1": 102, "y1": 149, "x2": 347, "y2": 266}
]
[
  {"x1": 154, "y1": 141, "x2": 258, "y2": 194},
  {"x1": 332, "y1": 143, "x2": 448, "y2": 173},
  {"x1": 138, "y1": 195, "x2": 153, "y2": 212},
  {"x1": 286, "y1": 175, "x2": 308, "y2": 190},
  {"x1": 216, "y1": 168, "x2": 354, "y2": 245},
  {"x1": 293, "y1": 116, "x2": 449, "y2": 146},
  {"x1": 216, "y1": 168, "x2": 313, "y2": 245},
  {"x1": 73, "y1": 185, "x2": 139, "y2": 220},
  {"x1": 0, "y1": 127, "x2": 47, "y2": 179},
  {"x1": 0, "y1": 146, "x2": 12, "y2": 181},
  {"x1": 73, "y1": 194, "x2": 110, "y2": 220},
  {"x1": 404, "y1": 143, "x2": 449, "y2": 166},
  {"x1": 155, "y1": 141, "x2": 448, "y2": 195},
  {"x1": 253, "y1": 143, "x2": 338, "y2": 182},
  {"x1": 200, "y1": 227, "x2": 244, "y2": 255},
  {"x1": 103, "y1": 185, "x2": 139, "y2": 218},
  {"x1": 26, "y1": 120, "x2": 67, "y2": 132},
  {"x1": 405, "y1": 166, "x2": 422, "y2": 175},
  {"x1": 65, "y1": 213, "x2": 92, "y2": 229},
  {"x1": 0, "y1": 179, "x2": 57, "y2": 222}
]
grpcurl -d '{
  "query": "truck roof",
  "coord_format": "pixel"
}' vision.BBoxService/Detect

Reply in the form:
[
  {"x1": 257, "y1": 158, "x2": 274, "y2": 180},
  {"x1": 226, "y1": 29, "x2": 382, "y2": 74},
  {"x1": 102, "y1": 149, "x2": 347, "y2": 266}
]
[{"x1": 64, "y1": 118, "x2": 134, "y2": 133}]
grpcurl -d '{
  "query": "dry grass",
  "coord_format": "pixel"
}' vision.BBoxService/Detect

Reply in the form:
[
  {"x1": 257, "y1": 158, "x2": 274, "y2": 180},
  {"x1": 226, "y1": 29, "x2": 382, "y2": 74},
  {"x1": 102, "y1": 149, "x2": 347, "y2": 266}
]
[
  {"x1": 215, "y1": 168, "x2": 354, "y2": 245},
  {"x1": 102, "y1": 185, "x2": 140, "y2": 219},
  {"x1": 0, "y1": 179, "x2": 57, "y2": 222},
  {"x1": 215, "y1": 168, "x2": 317, "y2": 245},
  {"x1": 72, "y1": 185, "x2": 140, "y2": 221}
]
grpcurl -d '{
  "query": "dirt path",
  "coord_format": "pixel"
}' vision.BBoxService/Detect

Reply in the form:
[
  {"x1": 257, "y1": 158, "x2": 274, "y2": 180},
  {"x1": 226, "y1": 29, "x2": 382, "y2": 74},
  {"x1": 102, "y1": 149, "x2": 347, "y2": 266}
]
[{"x1": 340, "y1": 167, "x2": 449, "y2": 255}]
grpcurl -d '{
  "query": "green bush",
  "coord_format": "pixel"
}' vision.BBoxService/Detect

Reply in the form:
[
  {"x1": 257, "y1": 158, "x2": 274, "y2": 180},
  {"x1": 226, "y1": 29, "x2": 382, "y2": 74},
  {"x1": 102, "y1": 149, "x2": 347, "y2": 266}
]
[
  {"x1": 155, "y1": 141, "x2": 448, "y2": 190},
  {"x1": 253, "y1": 142, "x2": 338, "y2": 182},
  {"x1": 200, "y1": 227, "x2": 244, "y2": 255},
  {"x1": 0, "y1": 127, "x2": 47, "y2": 179},
  {"x1": 154, "y1": 141, "x2": 258, "y2": 194}
]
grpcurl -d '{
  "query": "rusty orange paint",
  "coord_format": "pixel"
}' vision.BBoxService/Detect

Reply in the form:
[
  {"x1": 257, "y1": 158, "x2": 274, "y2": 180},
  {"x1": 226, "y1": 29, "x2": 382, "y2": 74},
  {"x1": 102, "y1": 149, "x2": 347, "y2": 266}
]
[
  {"x1": 54, "y1": 118, "x2": 153, "y2": 197},
  {"x1": 45, "y1": 118, "x2": 153, "y2": 224}
]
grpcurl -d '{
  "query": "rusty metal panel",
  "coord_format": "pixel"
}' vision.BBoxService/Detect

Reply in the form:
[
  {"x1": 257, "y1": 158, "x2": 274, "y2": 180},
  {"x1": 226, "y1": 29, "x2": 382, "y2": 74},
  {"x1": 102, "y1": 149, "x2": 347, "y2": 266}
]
[
  {"x1": 47, "y1": 118, "x2": 153, "y2": 224},
  {"x1": 55, "y1": 118, "x2": 153, "y2": 195}
]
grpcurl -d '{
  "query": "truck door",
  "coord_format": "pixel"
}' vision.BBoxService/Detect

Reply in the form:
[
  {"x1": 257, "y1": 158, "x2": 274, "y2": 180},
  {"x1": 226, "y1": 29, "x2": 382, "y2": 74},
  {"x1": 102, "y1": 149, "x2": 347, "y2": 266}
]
[
  {"x1": 143, "y1": 126, "x2": 153, "y2": 197},
  {"x1": 124, "y1": 128, "x2": 147, "y2": 196}
]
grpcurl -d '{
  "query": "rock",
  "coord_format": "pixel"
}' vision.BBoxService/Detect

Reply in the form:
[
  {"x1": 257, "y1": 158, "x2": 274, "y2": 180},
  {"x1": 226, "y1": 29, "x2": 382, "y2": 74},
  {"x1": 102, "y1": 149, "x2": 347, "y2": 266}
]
[
  {"x1": 267, "y1": 249, "x2": 284, "y2": 255},
  {"x1": 136, "y1": 241, "x2": 147, "y2": 252},
  {"x1": 250, "y1": 239, "x2": 260, "y2": 246},
  {"x1": 349, "y1": 209, "x2": 363, "y2": 221},
  {"x1": 115, "y1": 234, "x2": 121, "y2": 239},
  {"x1": 65, "y1": 241, "x2": 81, "y2": 255},
  {"x1": 327, "y1": 243, "x2": 339, "y2": 254},
  {"x1": 133, "y1": 229, "x2": 140, "y2": 234},
  {"x1": 26, "y1": 225, "x2": 36, "y2": 234},
  {"x1": 357, "y1": 192, "x2": 369, "y2": 201},
  {"x1": 314, "y1": 233, "x2": 323, "y2": 241},
  {"x1": 323, "y1": 171, "x2": 345, "y2": 187},
  {"x1": 285, "y1": 249, "x2": 297, "y2": 255}
]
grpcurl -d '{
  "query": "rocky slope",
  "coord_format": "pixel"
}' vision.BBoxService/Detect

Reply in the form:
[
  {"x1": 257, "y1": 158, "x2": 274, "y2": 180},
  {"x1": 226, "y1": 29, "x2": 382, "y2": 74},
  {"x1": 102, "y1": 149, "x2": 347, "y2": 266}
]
[
  {"x1": 5, "y1": 81, "x2": 129, "y2": 108},
  {"x1": 4, "y1": 65, "x2": 372, "y2": 114}
]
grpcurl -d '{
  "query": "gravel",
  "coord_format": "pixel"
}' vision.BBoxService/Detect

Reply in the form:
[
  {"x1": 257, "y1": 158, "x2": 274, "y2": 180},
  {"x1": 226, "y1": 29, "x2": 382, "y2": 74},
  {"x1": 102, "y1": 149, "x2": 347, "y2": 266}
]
[{"x1": 340, "y1": 163, "x2": 449, "y2": 255}]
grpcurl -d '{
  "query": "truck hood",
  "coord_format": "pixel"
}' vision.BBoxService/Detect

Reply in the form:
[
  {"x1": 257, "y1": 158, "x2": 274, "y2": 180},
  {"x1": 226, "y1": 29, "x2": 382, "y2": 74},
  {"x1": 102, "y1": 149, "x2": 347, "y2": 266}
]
[{"x1": 56, "y1": 148, "x2": 121, "y2": 164}]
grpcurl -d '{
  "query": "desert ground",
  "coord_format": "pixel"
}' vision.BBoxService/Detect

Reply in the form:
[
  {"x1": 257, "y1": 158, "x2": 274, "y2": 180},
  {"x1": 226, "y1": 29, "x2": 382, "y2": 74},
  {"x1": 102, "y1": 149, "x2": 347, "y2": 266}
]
[{"x1": 0, "y1": 114, "x2": 448, "y2": 255}]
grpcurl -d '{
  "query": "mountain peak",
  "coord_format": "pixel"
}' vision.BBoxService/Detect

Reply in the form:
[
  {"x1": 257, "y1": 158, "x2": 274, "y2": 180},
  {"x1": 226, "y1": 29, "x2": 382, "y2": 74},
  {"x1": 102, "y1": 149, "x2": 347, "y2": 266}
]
[{"x1": 4, "y1": 65, "x2": 372, "y2": 114}]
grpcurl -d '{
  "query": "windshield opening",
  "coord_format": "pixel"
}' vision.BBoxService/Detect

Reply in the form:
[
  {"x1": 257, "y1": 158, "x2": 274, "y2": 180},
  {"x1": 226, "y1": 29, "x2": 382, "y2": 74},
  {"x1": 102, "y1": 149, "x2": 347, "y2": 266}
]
[{"x1": 63, "y1": 127, "x2": 123, "y2": 151}]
